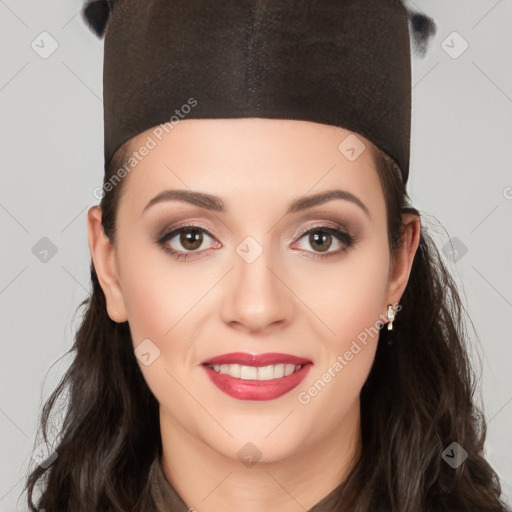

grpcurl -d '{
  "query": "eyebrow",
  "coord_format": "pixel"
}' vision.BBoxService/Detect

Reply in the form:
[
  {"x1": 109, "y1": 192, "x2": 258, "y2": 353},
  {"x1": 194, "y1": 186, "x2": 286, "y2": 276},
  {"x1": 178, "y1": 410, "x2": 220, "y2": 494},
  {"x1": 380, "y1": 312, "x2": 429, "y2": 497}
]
[{"x1": 142, "y1": 188, "x2": 371, "y2": 219}]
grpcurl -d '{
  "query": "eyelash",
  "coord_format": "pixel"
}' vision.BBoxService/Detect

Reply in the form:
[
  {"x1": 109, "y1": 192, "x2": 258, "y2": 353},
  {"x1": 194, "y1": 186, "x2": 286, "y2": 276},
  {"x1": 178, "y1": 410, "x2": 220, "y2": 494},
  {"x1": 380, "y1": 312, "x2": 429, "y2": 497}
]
[{"x1": 156, "y1": 223, "x2": 356, "y2": 262}]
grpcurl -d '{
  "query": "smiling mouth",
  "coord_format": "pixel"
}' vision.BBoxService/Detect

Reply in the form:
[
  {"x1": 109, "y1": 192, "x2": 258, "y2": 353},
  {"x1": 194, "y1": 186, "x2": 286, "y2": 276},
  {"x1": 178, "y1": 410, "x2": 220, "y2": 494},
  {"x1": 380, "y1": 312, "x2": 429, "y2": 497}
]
[{"x1": 203, "y1": 363, "x2": 307, "y2": 381}]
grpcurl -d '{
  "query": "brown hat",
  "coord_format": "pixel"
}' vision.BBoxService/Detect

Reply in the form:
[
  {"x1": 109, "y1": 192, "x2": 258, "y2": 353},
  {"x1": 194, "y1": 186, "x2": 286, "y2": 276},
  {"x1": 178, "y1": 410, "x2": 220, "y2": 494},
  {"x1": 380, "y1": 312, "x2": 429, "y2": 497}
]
[{"x1": 82, "y1": 0, "x2": 436, "y2": 184}]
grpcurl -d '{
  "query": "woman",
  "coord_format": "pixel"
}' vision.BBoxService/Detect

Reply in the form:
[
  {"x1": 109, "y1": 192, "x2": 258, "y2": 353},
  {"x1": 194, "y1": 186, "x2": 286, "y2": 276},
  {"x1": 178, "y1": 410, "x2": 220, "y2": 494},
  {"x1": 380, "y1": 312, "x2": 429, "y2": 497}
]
[{"x1": 24, "y1": 0, "x2": 511, "y2": 511}]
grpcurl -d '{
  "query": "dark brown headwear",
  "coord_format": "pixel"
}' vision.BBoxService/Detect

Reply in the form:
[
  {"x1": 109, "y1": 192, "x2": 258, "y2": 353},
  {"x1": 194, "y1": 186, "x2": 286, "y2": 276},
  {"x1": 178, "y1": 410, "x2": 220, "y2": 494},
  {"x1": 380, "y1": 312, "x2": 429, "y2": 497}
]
[{"x1": 82, "y1": 0, "x2": 436, "y2": 184}]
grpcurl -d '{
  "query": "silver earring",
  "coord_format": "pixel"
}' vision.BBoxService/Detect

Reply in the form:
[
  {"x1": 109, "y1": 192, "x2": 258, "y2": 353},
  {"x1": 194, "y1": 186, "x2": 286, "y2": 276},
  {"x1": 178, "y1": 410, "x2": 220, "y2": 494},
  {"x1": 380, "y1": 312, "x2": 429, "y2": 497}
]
[{"x1": 387, "y1": 304, "x2": 395, "y2": 330}]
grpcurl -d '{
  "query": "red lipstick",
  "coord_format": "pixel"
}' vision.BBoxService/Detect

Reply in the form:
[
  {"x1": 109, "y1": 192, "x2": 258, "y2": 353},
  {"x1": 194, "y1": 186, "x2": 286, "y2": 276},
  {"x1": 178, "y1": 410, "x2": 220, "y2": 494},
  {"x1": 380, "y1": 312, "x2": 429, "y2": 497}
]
[
  {"x1": 200, "y1": 352, "x2": 313, "y2": 401},
  {"x1": 200, "y1": 352, "x2": 311, "y2": 366}
]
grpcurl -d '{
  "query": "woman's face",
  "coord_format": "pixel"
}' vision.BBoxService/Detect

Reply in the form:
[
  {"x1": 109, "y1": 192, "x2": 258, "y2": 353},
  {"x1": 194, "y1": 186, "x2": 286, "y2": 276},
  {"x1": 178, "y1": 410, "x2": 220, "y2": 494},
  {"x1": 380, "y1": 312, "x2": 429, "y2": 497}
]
[{"x1": 89, "y1": 118, "x2": 414, "y2": 464}]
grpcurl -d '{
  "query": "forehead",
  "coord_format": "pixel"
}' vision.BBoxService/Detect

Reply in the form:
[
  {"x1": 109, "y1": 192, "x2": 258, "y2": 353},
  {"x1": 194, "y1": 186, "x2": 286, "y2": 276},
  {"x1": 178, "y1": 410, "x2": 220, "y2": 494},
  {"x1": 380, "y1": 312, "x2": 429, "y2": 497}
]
[{"x1": 116, "y1": 118, "x2": 385, "y2": 220}]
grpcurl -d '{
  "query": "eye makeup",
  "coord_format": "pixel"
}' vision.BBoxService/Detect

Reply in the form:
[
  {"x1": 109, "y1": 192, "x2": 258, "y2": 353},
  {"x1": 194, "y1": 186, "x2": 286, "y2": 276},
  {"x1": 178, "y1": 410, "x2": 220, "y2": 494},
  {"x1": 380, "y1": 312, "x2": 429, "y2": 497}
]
[{"x1": 153, "y1": 220, "x2": 357, "y2": 262}]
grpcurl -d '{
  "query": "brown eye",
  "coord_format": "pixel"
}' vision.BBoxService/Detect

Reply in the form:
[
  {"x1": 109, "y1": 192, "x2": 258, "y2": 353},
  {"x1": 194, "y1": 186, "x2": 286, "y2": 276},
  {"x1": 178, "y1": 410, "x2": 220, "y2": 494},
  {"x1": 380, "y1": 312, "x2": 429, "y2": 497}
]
[
  {"x1": 308, "y1": 231, "x2": 332, "y2": 253},
  {"x1": 292, "y1": 225, "x2": 355, "y2": 260},
  {"x1": 157, "y1": 225, "x2": 218, "y2": 257},
  {"x1": 179, "y1": 229, "x2": 204, "y2": 251}
]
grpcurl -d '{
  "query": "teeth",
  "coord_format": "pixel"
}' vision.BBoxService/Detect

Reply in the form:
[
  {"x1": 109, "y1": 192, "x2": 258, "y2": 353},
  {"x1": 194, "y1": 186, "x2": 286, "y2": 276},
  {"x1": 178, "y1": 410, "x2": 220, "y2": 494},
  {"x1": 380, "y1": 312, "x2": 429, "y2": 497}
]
[
  {"x1": 240, "y1": 365, "x2": 258, "y2": 379},
  {"x1": 208, "y1": 363, "x2": 302, "y2": 380}
]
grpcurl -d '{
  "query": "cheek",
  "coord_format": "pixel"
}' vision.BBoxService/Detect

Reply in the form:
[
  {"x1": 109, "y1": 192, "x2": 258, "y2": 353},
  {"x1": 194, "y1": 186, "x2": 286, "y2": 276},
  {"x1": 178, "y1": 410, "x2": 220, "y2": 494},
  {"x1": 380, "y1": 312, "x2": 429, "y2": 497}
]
[
  {"x1": 334, "y1": 250, "x2": 389, "y2": 340},
  {"x1": 117, "y1": 249, "x2": 206, "y2": 406},
  {"x1": 293, "y1": 233, "x2": 390, "y2": 347},
  {"x1": 117, "y1": 236, "x2": 204, "y2": 347},
  {"x1": 292, "y1": 236, "x2": 389, "y2": 403},
  {"x1": 121, "y1": 274, "x2": 173, "y2": 348}
]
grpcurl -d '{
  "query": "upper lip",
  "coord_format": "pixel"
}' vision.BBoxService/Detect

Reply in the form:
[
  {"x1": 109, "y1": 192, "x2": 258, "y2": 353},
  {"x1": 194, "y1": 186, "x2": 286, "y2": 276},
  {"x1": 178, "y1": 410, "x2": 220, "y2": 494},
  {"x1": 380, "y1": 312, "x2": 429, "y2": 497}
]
[{"x1": 200, "y1": 352, "x2": 313, "y2": 367}]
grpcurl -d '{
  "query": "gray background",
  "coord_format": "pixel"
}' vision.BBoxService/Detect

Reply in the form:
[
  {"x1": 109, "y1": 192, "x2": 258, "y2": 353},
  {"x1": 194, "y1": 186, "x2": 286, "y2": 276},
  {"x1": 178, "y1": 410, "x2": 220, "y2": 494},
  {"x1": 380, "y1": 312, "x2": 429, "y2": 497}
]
[{"x1": 1, "y1": 0, "x2": 511, "y2": 509}]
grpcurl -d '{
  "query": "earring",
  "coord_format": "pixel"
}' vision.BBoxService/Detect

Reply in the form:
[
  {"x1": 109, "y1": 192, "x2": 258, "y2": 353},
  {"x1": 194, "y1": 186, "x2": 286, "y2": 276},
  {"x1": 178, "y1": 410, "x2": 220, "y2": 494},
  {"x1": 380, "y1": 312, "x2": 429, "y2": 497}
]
[{"x1": 387, "y1": 304, "x2": 395, "y2": 330}]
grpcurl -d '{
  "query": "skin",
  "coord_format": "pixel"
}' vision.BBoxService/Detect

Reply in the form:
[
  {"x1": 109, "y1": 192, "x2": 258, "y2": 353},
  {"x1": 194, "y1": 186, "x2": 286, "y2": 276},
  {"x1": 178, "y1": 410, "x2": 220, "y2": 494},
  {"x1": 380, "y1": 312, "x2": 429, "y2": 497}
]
[{"x1": 87, "y1": 118, "x2": 421, "y2": 512}]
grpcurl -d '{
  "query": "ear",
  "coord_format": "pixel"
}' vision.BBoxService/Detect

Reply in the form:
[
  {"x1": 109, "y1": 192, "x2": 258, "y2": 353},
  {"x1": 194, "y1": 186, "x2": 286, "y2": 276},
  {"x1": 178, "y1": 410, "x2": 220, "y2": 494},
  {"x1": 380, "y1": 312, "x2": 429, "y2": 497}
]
[
  {"x1": 385, "y1": 213, "x2": 422, "y2": 308},
  {"x1": 87, "y1": 205, "x2": 128, "y2": 322}
]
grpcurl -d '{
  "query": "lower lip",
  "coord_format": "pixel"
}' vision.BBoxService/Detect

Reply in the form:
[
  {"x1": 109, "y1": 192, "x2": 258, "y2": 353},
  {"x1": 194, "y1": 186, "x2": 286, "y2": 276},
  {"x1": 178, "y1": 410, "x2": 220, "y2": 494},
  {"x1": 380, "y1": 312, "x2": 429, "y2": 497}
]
[{"x1": 201, "y1": 364, "x2": 312, "y2": 401}]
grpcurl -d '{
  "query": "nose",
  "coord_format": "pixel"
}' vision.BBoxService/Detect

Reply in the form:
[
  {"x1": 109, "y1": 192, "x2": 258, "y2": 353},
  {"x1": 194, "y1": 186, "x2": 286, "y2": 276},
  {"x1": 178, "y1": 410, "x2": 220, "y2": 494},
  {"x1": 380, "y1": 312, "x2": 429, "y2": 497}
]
[{"x1": 220, "y1": 246, "x2": 295, "y2": 334}]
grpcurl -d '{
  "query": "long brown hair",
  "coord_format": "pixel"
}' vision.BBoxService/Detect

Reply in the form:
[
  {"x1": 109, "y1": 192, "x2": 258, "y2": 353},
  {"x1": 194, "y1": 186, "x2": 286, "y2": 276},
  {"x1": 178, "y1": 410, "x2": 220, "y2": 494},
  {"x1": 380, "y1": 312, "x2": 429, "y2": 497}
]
[{"x1": 23, "y1": 139, "x2": 510, "y2": 511}]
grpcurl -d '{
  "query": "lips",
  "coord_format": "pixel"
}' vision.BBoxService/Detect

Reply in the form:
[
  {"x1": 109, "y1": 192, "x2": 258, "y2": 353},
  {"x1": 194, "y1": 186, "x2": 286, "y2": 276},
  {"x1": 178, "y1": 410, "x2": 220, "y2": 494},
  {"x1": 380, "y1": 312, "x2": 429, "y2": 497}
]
[
  {"x1": 200, "y1": 352, "x2": 312, "y2": 367},
  {"x1": 199, "y1": 352, "x2": 313, "y2": 401}
]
